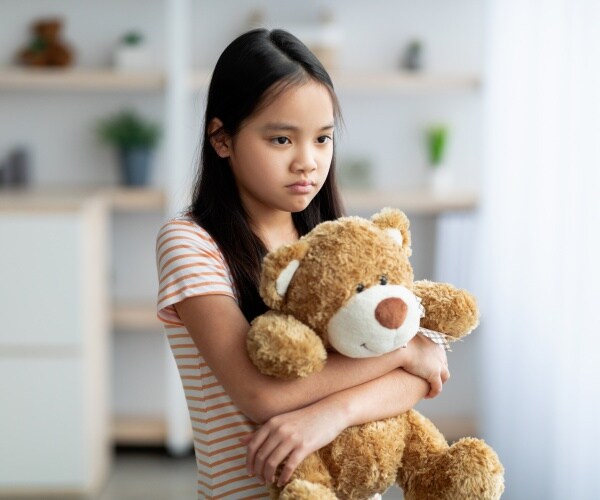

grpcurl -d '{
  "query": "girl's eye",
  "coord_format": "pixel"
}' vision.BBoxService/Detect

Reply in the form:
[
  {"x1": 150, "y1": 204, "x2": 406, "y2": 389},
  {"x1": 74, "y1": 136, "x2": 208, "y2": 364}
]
[
  {"x1": 379, "y1": 275, "x2": 388, "y2": 285},
  {"x1": 317, "y1": 135, "x2": 332, "y2": 144},
  {"x1": 272, "y1": 136, "x2": 290, "y2": 145},
  {"x1": 356, "y1": 283, "x2": 365, "y2": 293}
]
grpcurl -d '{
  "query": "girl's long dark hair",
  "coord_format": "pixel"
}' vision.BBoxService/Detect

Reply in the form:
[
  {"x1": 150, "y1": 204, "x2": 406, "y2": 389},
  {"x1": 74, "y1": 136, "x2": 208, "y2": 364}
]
[{"x1": 189, "y1": 28, "x2": 345, "y2": 322}]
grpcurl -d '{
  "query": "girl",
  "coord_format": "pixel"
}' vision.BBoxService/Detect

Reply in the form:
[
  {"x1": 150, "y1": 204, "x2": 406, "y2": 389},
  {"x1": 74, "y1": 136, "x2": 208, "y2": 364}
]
[{"x1": 156, "y1": 28, "x2": 449, "y2": 499}]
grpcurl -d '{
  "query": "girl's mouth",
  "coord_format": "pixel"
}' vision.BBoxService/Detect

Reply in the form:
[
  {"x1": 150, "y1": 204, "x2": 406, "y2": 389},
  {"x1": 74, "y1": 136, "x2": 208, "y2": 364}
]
[{"x1": 287, "y1": 181, "x2": 315, "y2": 194}]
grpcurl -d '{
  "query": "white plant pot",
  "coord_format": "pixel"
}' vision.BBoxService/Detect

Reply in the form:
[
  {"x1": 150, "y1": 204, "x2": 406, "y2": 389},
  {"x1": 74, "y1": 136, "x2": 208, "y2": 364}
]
[
  {"x1": 428, "y1": 164, "x2": 454, "y2": 193},
  {"x1": 114, "y1": 45, "x2": 153, "y2": 72}
]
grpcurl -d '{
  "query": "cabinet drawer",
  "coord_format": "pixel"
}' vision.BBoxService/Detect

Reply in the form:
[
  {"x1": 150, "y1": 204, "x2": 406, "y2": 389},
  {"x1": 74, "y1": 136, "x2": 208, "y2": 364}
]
[
  {"x1": 0, "y1": 214, "x2": 83, "y2": 346},
  {"x1": 0, "y1": 356, "x2": 86, "y2": 487}
]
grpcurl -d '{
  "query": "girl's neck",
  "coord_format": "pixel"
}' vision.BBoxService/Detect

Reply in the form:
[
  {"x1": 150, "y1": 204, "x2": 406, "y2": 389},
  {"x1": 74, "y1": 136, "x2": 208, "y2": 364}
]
[
  {"x1": 248, "y1": 209, "x2": 298, "y2": 251},
  {"x1": 240, "y1": 193, "x2": 299, "y2": 251}
]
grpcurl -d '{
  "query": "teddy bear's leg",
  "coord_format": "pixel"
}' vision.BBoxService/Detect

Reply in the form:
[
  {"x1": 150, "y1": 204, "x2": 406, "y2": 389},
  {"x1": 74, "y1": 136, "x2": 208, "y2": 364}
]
[
  {"x1": 279, "y1": 479, "x2": 338, "y2": 500},
  {"x1": 397, "y1": 410, "x2": 504, "y2": 500},
  {"x1": 274, "y1": 452, "x2": 338, "y2": 499}
]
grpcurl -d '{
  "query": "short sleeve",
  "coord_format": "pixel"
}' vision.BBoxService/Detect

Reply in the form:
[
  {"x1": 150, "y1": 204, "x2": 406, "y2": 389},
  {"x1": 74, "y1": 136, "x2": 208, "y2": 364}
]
[{"x1": 155, "y1": 219, "x2": 237, "y2": 325}]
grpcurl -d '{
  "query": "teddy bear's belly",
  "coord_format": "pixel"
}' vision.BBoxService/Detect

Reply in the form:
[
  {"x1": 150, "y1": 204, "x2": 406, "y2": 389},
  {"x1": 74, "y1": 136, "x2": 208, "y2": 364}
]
[{"x1": 320, "y1": 415, "x2": 408, "y2": 498}]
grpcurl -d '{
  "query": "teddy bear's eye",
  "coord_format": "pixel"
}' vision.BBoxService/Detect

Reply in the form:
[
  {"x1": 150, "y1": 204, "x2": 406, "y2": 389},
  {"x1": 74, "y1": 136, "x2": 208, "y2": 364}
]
[
  {"x1": 379, "y1": 275, "x2": 388, "y2": 285},
  {"x1": 356, "y1": 283, "x2": 365, "y2": 293}
]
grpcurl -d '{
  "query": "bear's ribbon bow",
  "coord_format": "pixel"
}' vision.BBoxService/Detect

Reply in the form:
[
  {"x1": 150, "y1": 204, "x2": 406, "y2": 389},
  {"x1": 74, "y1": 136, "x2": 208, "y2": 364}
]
[{"x1": 417, "y1": 327, "x2": 451, "y2": 352}]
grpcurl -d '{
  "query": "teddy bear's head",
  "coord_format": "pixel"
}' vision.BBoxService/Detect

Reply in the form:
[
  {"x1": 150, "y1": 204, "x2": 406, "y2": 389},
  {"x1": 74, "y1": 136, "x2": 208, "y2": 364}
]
[{"x1": 259, "y1": 208, "x2": 424, "y2": 358}]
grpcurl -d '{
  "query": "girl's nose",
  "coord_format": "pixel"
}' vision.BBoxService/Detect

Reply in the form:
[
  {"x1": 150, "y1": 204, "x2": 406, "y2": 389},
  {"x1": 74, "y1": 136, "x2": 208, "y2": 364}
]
[{"x1": 291, "y1": 145, "x2": 318, "y2": 173}]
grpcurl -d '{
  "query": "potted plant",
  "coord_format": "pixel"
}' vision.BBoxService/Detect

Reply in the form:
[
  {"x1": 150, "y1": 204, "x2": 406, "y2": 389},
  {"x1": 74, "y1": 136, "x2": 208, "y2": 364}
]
[
  {"x1": 97, "y1": 110, "x2": 161, "y2": 186},
  {"x1": 425, "y1": 124, "x2": 452, "y2": 192},
  {"x1": 113, "y1": 31, "x2": 153, "y2": 71}
]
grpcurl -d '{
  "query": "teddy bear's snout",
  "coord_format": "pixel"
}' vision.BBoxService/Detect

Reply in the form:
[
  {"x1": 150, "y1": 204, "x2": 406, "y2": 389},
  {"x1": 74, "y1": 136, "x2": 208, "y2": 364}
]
[{"x1": 375, "y1": 297, "x2": 408, "y2": 329}]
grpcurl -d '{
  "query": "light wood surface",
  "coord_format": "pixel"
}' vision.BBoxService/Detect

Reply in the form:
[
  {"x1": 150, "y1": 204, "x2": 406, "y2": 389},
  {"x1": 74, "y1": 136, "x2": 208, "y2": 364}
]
[
  {"x1": 113, "y1": 416, "x2": 167, "y2": 445},
  {"x1": 0, "y1": 187, "x2": 166, "y2": 212},
  {"x1": 0, "y1": 67, "x2": 164, "y2": 91},
  {"x1": 113, "y1": 303, "x2": 161, "y2": 331},
  {"x1": 0, "y1": 67, "x2": 479, "y2": 93},
  {"x1": 342, "y1": 188, "x2": 478, "y2": 214}
]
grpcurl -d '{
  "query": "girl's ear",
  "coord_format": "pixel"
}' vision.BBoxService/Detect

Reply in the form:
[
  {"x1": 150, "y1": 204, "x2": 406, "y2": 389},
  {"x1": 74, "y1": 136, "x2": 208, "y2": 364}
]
[
  {"x1": 207, "y1": 118, "x2": 232, "y2": 158},
  {"x1": 259, "y1": 240, "x2": 310, "y2": 310}
]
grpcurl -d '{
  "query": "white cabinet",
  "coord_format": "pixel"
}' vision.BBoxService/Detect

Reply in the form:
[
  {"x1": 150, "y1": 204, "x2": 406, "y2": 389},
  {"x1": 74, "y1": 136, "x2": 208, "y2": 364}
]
[{"x1": 0, "y1": 194, "x2": 110, "y2": 496}]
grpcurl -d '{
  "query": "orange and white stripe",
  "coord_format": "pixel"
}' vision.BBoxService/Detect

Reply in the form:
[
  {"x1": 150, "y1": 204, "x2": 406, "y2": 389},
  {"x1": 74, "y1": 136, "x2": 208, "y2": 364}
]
[{"x1": 156, "y1": 216, "x2": 270, "y2": 499}]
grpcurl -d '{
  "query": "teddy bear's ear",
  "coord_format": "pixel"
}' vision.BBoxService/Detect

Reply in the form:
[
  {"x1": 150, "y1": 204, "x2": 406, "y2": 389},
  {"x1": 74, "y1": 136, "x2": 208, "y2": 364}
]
[
  {"x1": 259, "y1": 240, "x2": 310, "y2": 309},
  {"x1": 371, "y1": 207, "x2": 412, "y2": 256}
]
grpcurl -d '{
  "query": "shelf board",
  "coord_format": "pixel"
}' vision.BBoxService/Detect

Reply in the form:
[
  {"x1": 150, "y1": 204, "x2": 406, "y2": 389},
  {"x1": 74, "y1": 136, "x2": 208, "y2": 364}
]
[
  {"x1": 113, "y1": 416, "x2": 167, "y2": 445},
  {"x1": 332, "y1": 71, "x2": 481, "y2": 93},
  {"x1": 0, "y1": 67, "x2": 165, "y2": 91},
  {"x1": 113, "y1": 302, "x2": 160, "y2": 331},
  {"x1": 0, "y1": 186, "x2": 166, "y2": 213},
  {"x1": 104, "y1": 187, "x2": 167, "y2": 212},
  {"x1": 342, "y1": 188, "x2": 478, "y2": 214},
  {"x1": 0, "y1": 67, "x2": 480, "y2": 93},
  {"x1": 190, "y1": 69, "x2": 480, "y2": 92}
]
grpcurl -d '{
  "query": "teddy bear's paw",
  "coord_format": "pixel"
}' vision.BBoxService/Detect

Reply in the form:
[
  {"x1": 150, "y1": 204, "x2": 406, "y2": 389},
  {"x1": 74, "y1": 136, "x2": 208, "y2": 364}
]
[
  {"x1": 413, "y1": 281, "x2": 480, "y2": 339},
  {"x1": 279, "y1": 479, "x2": 338, "y2": 500},
  {"x1": 248, "y1": 312, "x2": 326, "y2": 378},
  {"x1": 400, "y1": 438, "x2": 504, "y2": 500},
  {"x1": 444, "y1": 438, "x2": 505, "y2": 500}
]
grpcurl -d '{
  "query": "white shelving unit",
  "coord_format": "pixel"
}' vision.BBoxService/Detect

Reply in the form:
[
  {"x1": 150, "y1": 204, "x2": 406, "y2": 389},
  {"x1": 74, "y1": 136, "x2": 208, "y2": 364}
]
[{"x1": 0, "y1": 2, "x2": 483, "y2": 493}]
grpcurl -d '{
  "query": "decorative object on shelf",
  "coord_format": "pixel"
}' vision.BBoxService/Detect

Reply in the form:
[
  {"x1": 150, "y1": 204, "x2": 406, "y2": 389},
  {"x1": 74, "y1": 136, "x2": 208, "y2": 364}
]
[
  {"x1": 402, "y1": 38, "x2": 424, "y2": 71},
  {"x1": 247, "y1": 8, "x2": 266, "y2": 30},
  {"x1": 338, "y1": 156, "x2": 373, "y2": 189},
  {"x1": 113, "y1": 31, "x2": 154, "y2": 72},
  {"x1": 96, "y1": 110, "x2": 161, "y2": 186},
  {"x1": 16, "y1": 18, "x2": 74, "y2": 67},
  {"x1": 0, "y1": 147, "x2": 31, "y2": 189},
  {"x1": 247, "y1": 208, "x2": 504, "y2": 499},
  {"x1": 281, "y1": 9, "x2": 343, "y2": 71},
  {"x1": 425, "y1": 123, "x2": 453, "y2": 192}
]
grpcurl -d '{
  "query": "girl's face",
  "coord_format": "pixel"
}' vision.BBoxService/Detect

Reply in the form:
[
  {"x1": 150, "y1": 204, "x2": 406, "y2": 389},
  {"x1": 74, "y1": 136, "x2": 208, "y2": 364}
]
[{"x1": 224, "y1": 80, "x2": 335, "y2": 217}]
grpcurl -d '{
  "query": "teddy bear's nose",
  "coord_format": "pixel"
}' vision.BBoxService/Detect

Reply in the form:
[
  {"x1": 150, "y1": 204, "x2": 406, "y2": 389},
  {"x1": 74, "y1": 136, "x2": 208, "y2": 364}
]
[{"x1": 375, "y1": 297, "x2": 408, "y2": 329}]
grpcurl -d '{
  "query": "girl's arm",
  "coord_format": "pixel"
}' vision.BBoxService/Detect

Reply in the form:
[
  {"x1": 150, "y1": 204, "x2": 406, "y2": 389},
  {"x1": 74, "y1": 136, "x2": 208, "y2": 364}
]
[
  {"x1": 174, "y1": 294, "x2": 447, "y2": 424},
  {"x1": 243, "y1": 367, "x2": 431, "y2": 486}
]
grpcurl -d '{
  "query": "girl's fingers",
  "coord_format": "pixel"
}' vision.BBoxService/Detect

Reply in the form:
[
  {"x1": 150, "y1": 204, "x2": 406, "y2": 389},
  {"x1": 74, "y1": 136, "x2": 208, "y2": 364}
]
[
  {"x1": 239, "y1": 433, "x2": 253, "y2": 444},
  {"x1": 277, "y1": 447, "x2": 308, "y2": 487},
  {"x1": 250, "y1": 432, "x2": 283, "y2": 481},
  {"x1": 262, "y1": 441, "x2": 295, "y2": 485},
  {"x1": 245, "y1": 428, "x2": 270, "y2": 476},
  {"x1": 427, "y1": 376, "x2": 442, "y2": 398}
]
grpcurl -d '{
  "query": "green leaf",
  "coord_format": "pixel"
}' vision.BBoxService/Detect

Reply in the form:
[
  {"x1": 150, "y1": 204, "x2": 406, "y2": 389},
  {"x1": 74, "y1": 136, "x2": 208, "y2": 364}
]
[{"x1": 96, "y1": 110, "x2": 161, "y2": 149}]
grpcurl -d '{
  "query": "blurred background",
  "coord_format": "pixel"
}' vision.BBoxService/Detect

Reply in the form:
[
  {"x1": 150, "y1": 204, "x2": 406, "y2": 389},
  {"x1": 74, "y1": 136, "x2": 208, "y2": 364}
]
[{"x1": 0, "y1": 1, "x2": 598, "y2": 499}]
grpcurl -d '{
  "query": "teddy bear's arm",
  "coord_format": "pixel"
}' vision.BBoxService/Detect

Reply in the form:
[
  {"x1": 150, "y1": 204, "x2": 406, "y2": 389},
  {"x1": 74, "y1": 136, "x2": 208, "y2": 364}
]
[
  {"x1": 247, "y1": 311, "x2": 327, "y2": 379},
  {"x1": 413, "y1": 280, "x2": 480, "y2": 339}
]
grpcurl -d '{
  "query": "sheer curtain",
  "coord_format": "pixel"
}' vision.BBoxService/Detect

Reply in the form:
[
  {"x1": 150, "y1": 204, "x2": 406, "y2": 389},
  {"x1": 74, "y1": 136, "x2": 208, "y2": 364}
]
[{"x1": 477, "y1": 0, "x2": 600, "y2": 498}]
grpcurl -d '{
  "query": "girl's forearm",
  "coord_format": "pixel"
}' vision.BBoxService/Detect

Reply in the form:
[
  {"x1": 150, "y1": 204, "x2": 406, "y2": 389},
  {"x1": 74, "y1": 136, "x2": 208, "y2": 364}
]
[
  {"x1": 253, "y1": 349, "x2": 417, "y2": 422},
  {"x1": 316, "y1": 368, "x2": 429, "y2": 429}
]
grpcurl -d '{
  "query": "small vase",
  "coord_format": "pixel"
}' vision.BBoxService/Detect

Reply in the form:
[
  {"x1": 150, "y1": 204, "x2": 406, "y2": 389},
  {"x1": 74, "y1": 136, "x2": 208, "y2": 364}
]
[
  {"x1": 114, "y1": 45, "x2": 153, "y2": 72},
  {"x1": 119, "y1": 148, "x2": 153, "y2": 186},
  {"x1": 427, "y1": 164, "x2": 453, "y2": 193}
]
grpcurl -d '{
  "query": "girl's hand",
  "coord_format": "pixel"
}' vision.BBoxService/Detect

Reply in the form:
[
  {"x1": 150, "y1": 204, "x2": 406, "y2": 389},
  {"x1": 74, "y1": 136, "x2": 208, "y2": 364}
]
[
  {"x1": 240, "y1": 403, "x2": 347, "y2": 488},
  {"x1": 400, "y1": 334, "x2": 449, "y2": 398}
]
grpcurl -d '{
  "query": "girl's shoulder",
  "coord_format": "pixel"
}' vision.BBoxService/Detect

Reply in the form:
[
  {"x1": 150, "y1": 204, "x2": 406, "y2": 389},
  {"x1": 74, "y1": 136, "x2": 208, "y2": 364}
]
[{"x1": 158, "y1": 211, "x2": 214, "y2": 243}]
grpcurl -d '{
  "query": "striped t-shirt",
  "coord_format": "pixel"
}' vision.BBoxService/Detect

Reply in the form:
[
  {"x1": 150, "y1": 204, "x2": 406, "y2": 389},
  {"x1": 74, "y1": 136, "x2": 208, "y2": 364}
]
[{"x1": 156, "y1": 214, "x2": 270, "y2": 499}]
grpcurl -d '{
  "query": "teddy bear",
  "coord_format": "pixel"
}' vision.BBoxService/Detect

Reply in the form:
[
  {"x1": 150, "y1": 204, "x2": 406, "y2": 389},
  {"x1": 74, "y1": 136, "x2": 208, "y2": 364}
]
[
  {"x1": 247, "y1": 208, "x2": 504, "y2": 500},
  {"x1": 17, "y1": 18, "x2": 74, "y2": 67}
]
